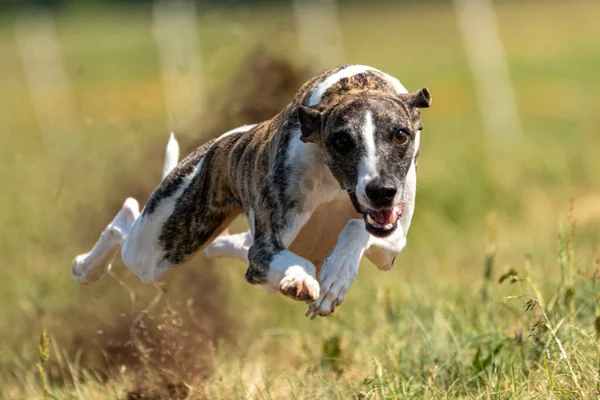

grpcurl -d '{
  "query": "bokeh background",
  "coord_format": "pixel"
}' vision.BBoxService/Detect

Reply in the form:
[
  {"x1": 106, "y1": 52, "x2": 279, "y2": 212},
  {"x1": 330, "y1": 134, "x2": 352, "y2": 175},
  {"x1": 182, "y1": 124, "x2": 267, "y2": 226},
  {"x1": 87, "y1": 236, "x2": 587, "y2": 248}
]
[{"x1": 1, "y1": 0, "x2": 600, "y2": 398}]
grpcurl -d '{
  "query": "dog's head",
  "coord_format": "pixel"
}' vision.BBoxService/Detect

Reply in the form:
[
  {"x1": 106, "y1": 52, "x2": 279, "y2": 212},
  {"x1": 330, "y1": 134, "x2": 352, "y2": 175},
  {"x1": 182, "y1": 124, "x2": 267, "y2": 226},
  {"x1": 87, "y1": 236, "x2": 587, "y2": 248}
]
[{"x1": 298, "y1": 88, "x2": 431, "y2": 237}]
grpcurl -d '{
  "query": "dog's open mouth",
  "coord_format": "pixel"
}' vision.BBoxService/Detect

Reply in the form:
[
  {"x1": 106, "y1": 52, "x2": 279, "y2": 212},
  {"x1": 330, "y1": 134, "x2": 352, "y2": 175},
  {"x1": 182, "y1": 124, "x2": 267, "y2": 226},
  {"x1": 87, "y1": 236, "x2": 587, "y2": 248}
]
[
  {"x1": 363, "y1": 204, "x2": 403, "y2": 235},
  {"x1": 347, "y1": 192, "x2": 402, "y2": 236}
]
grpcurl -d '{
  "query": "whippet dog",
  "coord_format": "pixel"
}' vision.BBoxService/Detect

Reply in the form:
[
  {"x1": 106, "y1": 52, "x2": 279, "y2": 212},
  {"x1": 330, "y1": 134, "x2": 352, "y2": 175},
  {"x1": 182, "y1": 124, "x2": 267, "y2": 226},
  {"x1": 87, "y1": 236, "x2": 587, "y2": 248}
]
[{"x1": 72, "y1": 64, "x2": 432, "y2": 318}]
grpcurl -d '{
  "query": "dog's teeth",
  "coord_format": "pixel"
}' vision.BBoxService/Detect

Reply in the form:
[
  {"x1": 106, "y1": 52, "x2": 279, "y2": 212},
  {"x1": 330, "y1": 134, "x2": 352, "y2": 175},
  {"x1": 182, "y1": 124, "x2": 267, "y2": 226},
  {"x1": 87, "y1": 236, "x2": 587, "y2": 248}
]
[{"x1": 366, "y1": 215, "x2": 376, "y2": 225}]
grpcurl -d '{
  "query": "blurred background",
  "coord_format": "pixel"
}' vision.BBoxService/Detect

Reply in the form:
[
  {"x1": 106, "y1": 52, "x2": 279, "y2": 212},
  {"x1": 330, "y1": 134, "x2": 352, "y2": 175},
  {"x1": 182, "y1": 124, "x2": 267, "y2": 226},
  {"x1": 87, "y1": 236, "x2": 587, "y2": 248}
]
[{"x1": 1, "y1": 0, "x2": 599, "y2": 398}]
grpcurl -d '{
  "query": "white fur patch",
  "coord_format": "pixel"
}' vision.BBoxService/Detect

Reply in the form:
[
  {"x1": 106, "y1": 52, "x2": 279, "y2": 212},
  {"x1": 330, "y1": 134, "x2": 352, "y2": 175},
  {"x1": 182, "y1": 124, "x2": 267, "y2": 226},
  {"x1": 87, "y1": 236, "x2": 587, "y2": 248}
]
[
  {"x1": 162, "y1": 132, "x2": 180, "y2": 180},
  {"x1": 218, "y1": 124, "x2": 256, "y2": 140},
  {"x1": 365, "y1": 221, "x2": 407, "y2": 270},
  {"x1": 356, "y1": 110, "x2": 378, "y2": 207},
  {"x1": 271, "y1": 252, "x2": 315, "y2": 278},
  {"x1": 378, "y1": 71, "x2": 409, "y2": 95},
  {"x1": 72, "y1": 198, "x2": 140, "y2": 284},
  {"x1": 267, "y1": 250, "x2": 319, "y2": 297},
  {"x1": 204, "y1": 231, "x2": 252, "y2": 263},
  {"x1": 308, "y1": 65, "x2": 376, "y2": 106},
  {"x1": 414, "y1": 130, "x2": 421, "y2": 152},
  {"x1": 367, "y1": 222, "x2": 407, "y2": 253}
]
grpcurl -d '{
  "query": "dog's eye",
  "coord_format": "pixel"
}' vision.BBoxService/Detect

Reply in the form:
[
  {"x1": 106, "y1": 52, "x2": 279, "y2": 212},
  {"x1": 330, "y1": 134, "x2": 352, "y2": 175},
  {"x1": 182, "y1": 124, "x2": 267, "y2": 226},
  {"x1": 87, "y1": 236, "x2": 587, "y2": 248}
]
[
  {"x1": 332, "y1": 133, "x2": 353, "y2": 153},
  {"x1": 394, "y1": 130, "x2": 409, "y2": 144}
]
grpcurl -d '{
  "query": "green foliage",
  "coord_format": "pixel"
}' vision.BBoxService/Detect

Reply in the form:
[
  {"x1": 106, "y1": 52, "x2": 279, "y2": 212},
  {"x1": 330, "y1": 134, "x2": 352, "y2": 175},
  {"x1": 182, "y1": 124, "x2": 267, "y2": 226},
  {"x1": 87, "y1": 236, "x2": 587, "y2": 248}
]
[
  {"x1": 320, "y1": 335, "x2": 344, "y2": 375},
  {"x1": 498, "y1": 268, "x2": 520, "y2": 284},
  {"x1": 471, "y1": 343, "x2": 502, "y2": 374},
  {"x1": 37, "y1": 329, "x2": 57, "y2": 400}
]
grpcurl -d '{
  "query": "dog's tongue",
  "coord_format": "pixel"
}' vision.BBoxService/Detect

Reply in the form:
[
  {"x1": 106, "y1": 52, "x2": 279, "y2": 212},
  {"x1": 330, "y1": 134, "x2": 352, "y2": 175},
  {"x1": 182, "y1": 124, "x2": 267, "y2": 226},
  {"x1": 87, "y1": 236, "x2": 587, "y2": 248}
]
[{"x1": 370, "y1": 204, "x2": 403, "y2": 226}]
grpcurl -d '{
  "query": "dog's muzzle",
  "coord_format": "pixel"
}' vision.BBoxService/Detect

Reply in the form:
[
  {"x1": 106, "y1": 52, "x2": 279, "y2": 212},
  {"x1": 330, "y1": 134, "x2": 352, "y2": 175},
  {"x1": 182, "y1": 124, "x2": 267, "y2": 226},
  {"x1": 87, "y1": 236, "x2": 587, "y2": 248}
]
[{"x1": 347, "y1": 191, "x2": 403, "y2": 237}]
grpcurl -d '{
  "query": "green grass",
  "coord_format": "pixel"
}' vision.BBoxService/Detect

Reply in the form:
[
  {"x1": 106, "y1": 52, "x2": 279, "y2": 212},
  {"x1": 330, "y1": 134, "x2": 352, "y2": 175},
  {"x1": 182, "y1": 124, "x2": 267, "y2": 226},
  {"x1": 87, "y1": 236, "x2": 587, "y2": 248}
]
[{"x1": 1, "y1": 0, "x2": 600, "y2": 398}]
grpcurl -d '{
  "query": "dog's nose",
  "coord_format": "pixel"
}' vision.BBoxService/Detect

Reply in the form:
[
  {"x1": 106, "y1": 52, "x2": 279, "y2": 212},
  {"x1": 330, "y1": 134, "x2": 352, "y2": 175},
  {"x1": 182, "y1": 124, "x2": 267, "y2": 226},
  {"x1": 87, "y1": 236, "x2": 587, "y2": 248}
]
[{"x1": 365, "y1": 180, "x2": 397, "y2": 206}]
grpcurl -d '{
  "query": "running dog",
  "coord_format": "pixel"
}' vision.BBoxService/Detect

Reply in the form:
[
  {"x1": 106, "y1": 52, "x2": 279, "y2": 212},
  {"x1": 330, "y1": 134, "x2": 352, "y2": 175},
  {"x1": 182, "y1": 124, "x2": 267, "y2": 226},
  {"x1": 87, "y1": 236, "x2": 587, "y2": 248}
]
[{"x1": 72, "y1": 64, "x2": 431, "y2": 318}]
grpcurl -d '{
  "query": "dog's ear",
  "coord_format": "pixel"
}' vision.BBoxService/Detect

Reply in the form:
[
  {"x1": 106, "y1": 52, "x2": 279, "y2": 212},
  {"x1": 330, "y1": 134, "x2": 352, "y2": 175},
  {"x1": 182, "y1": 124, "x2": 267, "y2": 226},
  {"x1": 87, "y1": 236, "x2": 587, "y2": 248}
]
[
  {"x1": 298, "y1": 106, "x2": 322, "y2": 143},
  {"x1": 398, "y1": 88, "x2": 432, "y2": 109}
]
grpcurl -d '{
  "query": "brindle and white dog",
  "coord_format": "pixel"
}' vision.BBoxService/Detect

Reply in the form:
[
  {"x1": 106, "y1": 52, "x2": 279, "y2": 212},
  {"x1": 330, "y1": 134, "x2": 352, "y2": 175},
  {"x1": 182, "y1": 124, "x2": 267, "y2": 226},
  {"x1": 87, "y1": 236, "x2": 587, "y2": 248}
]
[{"x1": 72, "y1": 64, "x2": 431, "y2": 318}]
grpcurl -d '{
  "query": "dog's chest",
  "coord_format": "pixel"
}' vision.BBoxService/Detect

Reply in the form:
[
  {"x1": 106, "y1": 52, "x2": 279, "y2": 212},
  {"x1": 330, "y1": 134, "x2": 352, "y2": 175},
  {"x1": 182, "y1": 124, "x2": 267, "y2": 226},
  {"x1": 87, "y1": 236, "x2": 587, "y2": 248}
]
[{"x1": 289, "y1": 195, "x2": 360, "y2": 272}]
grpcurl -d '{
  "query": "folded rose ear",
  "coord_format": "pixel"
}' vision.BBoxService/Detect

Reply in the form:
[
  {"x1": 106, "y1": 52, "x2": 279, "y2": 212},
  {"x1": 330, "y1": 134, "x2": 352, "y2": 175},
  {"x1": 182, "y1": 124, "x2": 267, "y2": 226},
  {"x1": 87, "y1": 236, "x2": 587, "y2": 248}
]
[
  {"x1": 297, "y1": 105, "x2": 322, "y2": 143},
  {"x1": 398, "y1": 87, "x2": 432, "y2": 109}
]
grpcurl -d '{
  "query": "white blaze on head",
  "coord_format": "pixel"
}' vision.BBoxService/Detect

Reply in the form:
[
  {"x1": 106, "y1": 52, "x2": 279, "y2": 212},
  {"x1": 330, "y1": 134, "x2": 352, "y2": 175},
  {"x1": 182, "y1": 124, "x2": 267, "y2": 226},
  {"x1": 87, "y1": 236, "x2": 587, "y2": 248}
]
[
  {"x1": 308, "y1": 65, "x2": 376, "y2": 106},
  {"x1": 356, "y1": 111, "x2": 378, "y2": 206}
]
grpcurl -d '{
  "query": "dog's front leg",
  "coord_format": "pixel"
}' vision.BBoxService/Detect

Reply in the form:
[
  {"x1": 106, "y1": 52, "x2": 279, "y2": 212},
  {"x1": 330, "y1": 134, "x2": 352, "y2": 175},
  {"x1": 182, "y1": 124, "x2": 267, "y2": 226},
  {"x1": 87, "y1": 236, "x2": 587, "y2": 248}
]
[
  {"x1": 307, "y1": 220, "x2": 408, "y2": 318},
  {"x1": 246, "y1": 212, "x2": 320, "y2": 302},
  {"x1": 306, "y1": 219, "x2": 370, "y2": 318}
]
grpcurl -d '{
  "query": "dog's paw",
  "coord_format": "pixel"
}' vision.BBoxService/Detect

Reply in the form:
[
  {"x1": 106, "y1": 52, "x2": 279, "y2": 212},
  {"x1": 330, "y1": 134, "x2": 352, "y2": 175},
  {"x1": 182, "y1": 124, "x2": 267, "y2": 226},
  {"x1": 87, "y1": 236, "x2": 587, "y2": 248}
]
[
  {"x1": 72, "y1": 252, "x2": 113, "y2": 285},
  {"x1": 306, "y1": 255, "x2": 358, "y2": 319},
  {"x1": 72, "y1": 198, "x2": 138, "y2": 285},
  {"x1": 279, "y1": 267, "x2": 320, "y2": 302}
]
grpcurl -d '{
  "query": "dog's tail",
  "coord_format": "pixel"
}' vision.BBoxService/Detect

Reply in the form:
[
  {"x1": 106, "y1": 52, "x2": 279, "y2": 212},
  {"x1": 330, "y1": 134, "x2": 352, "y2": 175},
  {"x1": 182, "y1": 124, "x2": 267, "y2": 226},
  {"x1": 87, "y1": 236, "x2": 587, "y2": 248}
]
[{"x1": 162, "y1": 132, "x2": 180, "y2": 181}]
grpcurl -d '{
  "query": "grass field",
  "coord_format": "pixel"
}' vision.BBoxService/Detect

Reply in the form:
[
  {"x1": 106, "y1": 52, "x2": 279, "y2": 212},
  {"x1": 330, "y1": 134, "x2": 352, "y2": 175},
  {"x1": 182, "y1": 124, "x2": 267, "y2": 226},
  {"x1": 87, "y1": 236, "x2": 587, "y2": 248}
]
[{"x1": 1, "y1": 0, "x2": 600, "y2": 398}]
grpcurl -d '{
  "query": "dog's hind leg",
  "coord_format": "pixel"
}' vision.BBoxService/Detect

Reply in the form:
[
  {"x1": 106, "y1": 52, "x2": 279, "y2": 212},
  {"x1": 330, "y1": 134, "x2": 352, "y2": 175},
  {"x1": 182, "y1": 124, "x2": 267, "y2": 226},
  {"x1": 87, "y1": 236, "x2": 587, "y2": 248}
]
[
  {"x1": 120, "y1": 132, "x2": 249, "y2": 283},
  {"x1": 121, "y1": 205, "x2": 242, "y2": 283},
  {"x1": 72, "y1": 134, "x2": 180, "y2": 284},
  {"x1": 204, "y1": 231, "x2": 252, "y2": 263},
  {"x1": 72, "y1": 198, "x2": 140, "y2": 284}
]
